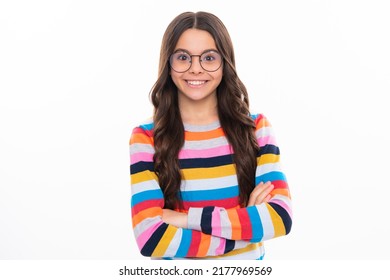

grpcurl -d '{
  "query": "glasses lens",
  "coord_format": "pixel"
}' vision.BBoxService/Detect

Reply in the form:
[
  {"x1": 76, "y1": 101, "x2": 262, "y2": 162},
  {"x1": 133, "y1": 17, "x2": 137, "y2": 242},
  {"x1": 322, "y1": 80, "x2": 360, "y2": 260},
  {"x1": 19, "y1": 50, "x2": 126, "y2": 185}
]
[
  {"x1": 170, "y1": 52, "x2": 191, "y2": 72},
  {"x1": 200, "y1": 51, "x2": 222, "y2": 72}
]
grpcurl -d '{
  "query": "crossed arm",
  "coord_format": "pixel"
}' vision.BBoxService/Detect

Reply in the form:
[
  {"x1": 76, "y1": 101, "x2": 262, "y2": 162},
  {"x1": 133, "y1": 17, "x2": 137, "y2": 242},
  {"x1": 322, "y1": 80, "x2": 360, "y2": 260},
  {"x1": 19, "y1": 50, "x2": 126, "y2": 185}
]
[{"x1": 162, "y1": 181, "x2": 275, "y2": 228}]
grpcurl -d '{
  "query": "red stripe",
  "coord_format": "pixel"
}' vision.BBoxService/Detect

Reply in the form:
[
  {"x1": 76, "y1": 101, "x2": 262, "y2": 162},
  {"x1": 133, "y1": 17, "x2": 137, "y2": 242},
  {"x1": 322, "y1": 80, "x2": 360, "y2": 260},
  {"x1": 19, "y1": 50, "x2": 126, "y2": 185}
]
[
  {"x1": 272, "y1": 180, "x2": 288, "y2": 190},
  {"x1": 187, "y1": 230, "x2": 202, "y2": 257},
  {"x1": 182, "y1": 197, "x2": 239, "y2": 210},
  {"x1": 132, "y1": 127, "x2": 153, "y2": 136},
  {"x1": 131, "y1": 199, "x2": 163, "y2": 216},
  {"x1": 237, "y1": 209, "x2": 252, "y2": 240}
]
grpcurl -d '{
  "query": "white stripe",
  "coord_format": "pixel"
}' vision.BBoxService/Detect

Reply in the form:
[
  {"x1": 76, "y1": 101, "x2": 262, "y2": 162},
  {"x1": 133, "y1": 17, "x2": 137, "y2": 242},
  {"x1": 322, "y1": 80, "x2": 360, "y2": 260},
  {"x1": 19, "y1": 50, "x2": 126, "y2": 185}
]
[
  {"x1": 187, "y1": 208, "x2": 203, "y2": 231},
  {"x1": 256, "y1": 126, "x2": 274, "y2": 138},
  {"x1": 183, "y1": 136, "x2": 229, "y2": 150},
  {"x1": 257, "y1": 204, "x2": 275, "y2": 240},
  {"x1": 130, "y1": 143, "x2": 155, "y2": 155},
  {"x1": 207, "y1": 235, "x2": 223, "y2": 256},
  {"x1": 133, "y1": 216, "x2": 161, "y2": 239},
  {"x1": 180, "y1": 175, "x2": 238, "y2": 191},
  {"x1": 164, "y1": 229, "x2": 182, "y2": 257},
  {"x1": 256, "y1": 162, "x2": 282, "y2": 177},
  {"x1": 219, "y1": 210, "x2": 232, "y2": 239},
  {"x1": 132, "y1": 180, "x2": 160, "y2": 195},
  {"x1": 234, "y1": 240, "x2": 250, "y2": 250}
]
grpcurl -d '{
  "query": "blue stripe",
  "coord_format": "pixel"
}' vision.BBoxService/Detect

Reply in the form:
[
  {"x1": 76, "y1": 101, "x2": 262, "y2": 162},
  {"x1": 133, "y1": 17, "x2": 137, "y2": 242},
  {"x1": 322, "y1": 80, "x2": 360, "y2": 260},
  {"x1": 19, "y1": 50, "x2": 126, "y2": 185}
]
[
  {"x1": 256, "y1": 171, "x2": 286, "y2": 185},
  {"x1": 247, "y1": 206, "x2": 263, "y2": 242},
  {"x1": 131, "y1": 189, "x2": 163, "y2": 207},
  {"x1": 256, "y1": 253, "x2": 265, "y2": 260},
  {"x1": 175, "y1": 229, "x2": 192, "y2": 257},
  {"x1": 139, "y1": 123, "x2": 154, "y2": 131},
  {"x1": 181, "y1": 186, "x2": 238, "y2": 202},
  {"x1": 250, "y1": 113, "x2": 259, "y2": 120}
]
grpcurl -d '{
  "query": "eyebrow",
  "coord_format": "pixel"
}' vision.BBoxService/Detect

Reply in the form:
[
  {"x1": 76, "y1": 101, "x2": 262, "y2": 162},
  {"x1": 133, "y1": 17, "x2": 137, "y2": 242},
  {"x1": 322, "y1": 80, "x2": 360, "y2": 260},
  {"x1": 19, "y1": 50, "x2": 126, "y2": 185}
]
[{"x1": 173, "y1": 48, "x2": 219, "y2": 54}]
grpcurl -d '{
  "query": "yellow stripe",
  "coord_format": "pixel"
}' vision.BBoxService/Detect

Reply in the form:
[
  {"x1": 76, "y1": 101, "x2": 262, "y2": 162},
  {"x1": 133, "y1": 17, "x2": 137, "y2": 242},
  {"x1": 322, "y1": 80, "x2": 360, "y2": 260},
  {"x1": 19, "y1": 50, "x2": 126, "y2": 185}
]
[
  {"x1": 258, "y1": 154, "x2": 280, "y2": 165},
  {"x1": 182, "y1": 164, "x2": 236, "y2": 180},
  {"x1": 131, "y1": 171, "x2": 158, "y2": 184},
  {"x1": 206, "y1": 243, "x2": 262, "y2": 259},
  {"x1": 266, "y1": 204, "x2": 286, "y2": 237},
  {"x1": 152, "y1": 225, "x2": 177, "y2": 257}
]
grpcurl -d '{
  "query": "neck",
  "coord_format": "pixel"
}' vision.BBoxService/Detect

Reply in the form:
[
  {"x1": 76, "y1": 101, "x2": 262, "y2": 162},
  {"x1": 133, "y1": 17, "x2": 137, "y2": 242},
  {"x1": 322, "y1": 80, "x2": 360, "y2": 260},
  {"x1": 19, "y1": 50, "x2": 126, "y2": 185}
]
[{"x1": 179, "y1": 95, "x2": 219, "y2": 125}]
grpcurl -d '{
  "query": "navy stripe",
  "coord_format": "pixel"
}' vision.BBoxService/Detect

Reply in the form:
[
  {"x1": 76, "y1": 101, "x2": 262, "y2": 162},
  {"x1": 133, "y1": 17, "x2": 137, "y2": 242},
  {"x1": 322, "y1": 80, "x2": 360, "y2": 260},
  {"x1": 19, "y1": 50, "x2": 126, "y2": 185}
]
[
  {"x1": 224, "y1": 239, "x2": 235, "y2": 254},
  {"x1": 140, "y1": 223, "x2": 168, "y2": 257},
  {"x1": 131, "y1": 146, "x2": 278, "y2": 173},
  {"x1": 130, "y1": 161, "x2": 154, "y2": 174},
  {"x1": 200, "y1": 206, "x2": 215, "y2": 235},
  {"x1": 179, "y1": 154, "x2": 233, "y2": 169},
  {"x1": 258, "y1": 144, "x2": 280, "y2": 156},
  {"x1": 269, "y1": 202, "x2": 292, "y2": 234}
]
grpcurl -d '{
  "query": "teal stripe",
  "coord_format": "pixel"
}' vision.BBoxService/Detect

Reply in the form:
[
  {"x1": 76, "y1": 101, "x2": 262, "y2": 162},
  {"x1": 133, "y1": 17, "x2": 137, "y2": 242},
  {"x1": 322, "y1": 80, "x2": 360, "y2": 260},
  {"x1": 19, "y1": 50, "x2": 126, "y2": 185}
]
[
  {"x1": 131, "y1": 189, "x2": 163, "y2": 207},
  {"x1": 181, "y1": 186, "x2": 238, "y2": 202},
  {"x1": 140, "y1": 123, "x2": 153, "y2": 131},
  {"x1": 247, "y1": 206, "x2": 263, "y2": 242},
  {"x1": 256, "y1": 171, "x2": 286, "y2": 185},
  {"x1": 175, "y1": 229, "x2": 192, "y2": 257}
]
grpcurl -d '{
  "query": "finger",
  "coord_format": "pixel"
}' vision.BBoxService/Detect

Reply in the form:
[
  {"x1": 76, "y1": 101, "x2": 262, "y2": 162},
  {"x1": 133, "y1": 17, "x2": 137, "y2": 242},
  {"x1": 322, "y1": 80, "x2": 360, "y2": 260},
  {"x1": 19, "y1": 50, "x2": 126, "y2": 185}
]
[
  {"x1": 247, "y1": 181, "x2": 272, "y2": 206},
  {"x1": 248, "y1": 182, "x2": 266, "y2": 206},
  {"x1": 253, "y1": 184, "x2": 274, "y2": 205},
  {"x1": 248, "y1": 181, "x2": 270, "y2": 205}
]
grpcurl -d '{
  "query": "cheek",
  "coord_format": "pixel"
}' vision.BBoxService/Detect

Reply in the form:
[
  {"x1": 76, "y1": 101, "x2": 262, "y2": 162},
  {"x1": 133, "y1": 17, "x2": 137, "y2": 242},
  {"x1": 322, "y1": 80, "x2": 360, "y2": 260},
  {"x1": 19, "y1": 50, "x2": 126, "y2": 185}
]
[
  {"x1": 170, "y1": 71, "x2": 181, "y2": 86},
  {"x1": 212, "y1": 70, "x2": 223, "y2": 85}
]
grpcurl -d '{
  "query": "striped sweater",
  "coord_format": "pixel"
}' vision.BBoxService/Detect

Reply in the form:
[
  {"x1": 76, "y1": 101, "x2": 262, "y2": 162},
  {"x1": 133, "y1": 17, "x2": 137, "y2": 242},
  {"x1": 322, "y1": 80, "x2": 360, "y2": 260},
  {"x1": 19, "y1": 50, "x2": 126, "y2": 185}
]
[{"x1": 129, "y1": 113, "x2": 292, "y2": 259}]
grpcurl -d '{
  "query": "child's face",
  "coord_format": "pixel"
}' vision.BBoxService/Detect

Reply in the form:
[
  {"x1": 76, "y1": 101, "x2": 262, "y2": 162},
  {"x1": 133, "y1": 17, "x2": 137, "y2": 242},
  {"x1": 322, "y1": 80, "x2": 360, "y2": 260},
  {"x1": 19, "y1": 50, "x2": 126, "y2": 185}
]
[{"x1": 170, "y1": 29, "x2": 223, "y2": 107}]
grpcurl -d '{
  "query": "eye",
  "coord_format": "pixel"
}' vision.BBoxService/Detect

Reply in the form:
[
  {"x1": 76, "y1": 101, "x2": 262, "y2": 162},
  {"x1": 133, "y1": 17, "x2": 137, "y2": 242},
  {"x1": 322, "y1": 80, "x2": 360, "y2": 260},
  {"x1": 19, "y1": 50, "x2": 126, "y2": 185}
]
[
  {"x1": 201, "y1": 51, "x2": 221, "y2": 62},
  {"x1": 173, "y1": 52, "x2": 190, "y2": 61}
]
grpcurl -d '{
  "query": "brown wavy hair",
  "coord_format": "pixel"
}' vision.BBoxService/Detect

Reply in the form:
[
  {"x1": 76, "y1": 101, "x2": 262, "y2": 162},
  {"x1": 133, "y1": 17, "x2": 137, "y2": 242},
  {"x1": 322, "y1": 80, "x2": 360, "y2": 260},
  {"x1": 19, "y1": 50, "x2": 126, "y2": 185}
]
[{"x1": 150, "y1": 11, "x2": 259, "y2": 209}]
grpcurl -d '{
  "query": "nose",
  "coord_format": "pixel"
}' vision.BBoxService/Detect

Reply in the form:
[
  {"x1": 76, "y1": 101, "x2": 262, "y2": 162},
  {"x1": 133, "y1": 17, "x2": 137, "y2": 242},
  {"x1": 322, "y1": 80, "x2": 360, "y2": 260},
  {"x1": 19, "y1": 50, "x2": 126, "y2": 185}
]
[{"x1": 189, "y1": 55, "x2": 203, "y2": 73}]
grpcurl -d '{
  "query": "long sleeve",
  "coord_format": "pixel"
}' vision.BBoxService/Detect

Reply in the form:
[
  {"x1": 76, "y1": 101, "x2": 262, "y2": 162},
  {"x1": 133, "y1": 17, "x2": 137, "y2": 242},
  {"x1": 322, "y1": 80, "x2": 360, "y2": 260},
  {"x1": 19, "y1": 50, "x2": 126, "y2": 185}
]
[
  {"x1": 130, "y1": 122, "x2": 249, "y2": 258},
  {"x1": 187, "y1": 114, "x2": 292, "y2": 243}
]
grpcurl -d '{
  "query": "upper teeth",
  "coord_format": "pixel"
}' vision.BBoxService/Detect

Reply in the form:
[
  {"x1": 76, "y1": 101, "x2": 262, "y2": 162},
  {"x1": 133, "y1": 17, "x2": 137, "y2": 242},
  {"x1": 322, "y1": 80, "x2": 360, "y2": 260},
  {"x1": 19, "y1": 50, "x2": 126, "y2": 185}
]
[{"x1": 187, "y1": 81, "x2": 205, "y2": 85}]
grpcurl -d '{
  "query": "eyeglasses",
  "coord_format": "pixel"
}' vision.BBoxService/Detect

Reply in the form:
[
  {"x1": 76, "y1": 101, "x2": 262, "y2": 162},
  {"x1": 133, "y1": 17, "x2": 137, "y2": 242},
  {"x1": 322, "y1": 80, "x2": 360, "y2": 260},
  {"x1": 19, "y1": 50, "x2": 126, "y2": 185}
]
[{"x1": 169, "y1": 50, "x2": 223, "y2": 73}]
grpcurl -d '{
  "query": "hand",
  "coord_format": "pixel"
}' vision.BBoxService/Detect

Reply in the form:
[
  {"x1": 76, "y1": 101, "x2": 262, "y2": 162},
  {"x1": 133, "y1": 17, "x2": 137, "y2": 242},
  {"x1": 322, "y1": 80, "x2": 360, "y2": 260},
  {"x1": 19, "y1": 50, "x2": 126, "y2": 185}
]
[
  {"x1": 247, "y1": 181, "x2": 274, "y2": 207},
  {"x1": 162, "y1": 209, "x2": 188, "y2": 228}
]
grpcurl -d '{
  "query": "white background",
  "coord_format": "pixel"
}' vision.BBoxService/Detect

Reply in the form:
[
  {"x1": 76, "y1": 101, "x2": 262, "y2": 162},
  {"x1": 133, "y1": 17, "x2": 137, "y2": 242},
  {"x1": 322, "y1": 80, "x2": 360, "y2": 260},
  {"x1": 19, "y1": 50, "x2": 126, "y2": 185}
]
[{"x1": 1, "y1": 0, "x2": 389, "y2": 260}]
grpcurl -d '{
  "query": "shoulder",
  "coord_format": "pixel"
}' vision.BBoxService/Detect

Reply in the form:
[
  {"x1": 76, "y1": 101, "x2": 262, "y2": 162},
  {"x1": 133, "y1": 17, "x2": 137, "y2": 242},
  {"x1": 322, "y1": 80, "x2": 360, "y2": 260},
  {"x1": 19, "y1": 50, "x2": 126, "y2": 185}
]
[
  {"x1": 130, "y1": 117, "x2": 154, "y2": 145},
  {"x1": 250, "y1": 113, "x2": 272, "y2": 129}
]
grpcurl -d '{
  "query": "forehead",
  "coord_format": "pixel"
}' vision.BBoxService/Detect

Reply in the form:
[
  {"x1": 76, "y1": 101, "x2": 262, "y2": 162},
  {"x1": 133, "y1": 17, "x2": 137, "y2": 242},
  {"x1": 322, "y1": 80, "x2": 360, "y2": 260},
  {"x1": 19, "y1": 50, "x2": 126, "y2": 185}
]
[{"x1": 174, "y1": 29, "x2": 217, "y2": 53}]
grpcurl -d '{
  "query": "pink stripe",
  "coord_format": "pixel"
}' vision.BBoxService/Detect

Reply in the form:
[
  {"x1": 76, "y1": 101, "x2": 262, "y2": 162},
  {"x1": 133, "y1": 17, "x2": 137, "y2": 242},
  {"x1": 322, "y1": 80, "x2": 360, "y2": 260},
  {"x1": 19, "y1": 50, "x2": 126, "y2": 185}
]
[
  {"x1": 270, "y1": 199, "x2": 292, "y2": 218},
  {"x1": 179, "y1": 145, "x2": 232, "y2": 159},
  {"x1": 136, "y1": 220, "x2": 164, "y2": 249},
  {"x1": 130, "y1": 152, "x2": 154, "y2": 164},
  {"x1": 258, "y1": 135, "x2": 277, "y2": 147},
  {"x1": 215, "y1": 238, "x2": 226, "y2": 255},
  {"x1": 211, "y1": 208, "x2": 221, "y2": 237}
]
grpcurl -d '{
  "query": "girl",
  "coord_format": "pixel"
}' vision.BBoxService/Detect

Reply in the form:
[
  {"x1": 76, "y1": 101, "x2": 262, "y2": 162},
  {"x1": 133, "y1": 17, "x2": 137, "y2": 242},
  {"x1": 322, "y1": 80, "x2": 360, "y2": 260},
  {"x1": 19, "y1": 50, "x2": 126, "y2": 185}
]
[{"x1": 129, "y1": 11, "x2": 292, "y2": 259}]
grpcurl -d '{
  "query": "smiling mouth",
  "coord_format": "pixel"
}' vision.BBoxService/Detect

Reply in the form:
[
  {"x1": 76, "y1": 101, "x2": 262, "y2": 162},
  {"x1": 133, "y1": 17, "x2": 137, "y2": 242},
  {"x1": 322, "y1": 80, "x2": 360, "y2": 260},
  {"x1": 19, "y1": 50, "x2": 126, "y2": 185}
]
[{"x1": 186, "y1": 80, "x2": 207, "y2": 86}]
